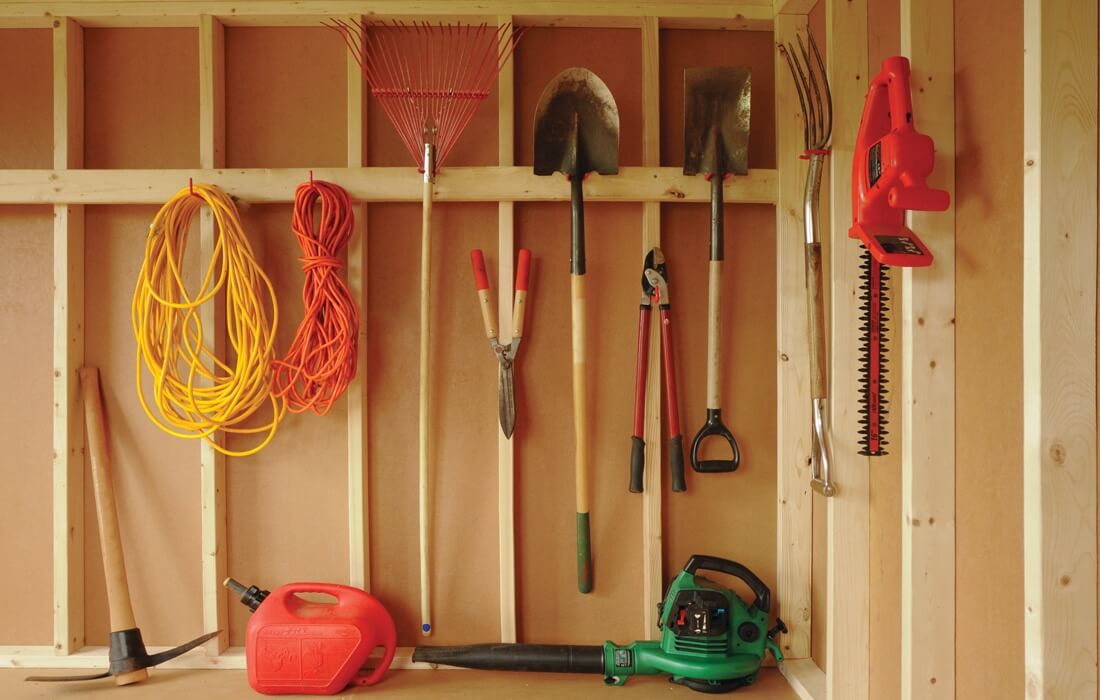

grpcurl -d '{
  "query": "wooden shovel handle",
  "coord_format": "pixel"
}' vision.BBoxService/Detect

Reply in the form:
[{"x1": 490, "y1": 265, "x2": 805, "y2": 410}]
[{"x1": 79, "y1": 367, "x2": 149, "y2": 685}]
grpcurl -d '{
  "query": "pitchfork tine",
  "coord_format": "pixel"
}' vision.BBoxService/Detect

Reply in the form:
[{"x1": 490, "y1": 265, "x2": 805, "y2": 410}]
[
  {"x1": 797, "y1": 34, "x2": 825, "y2": 148},
  {"x1": 808, "y1": 30, "x2": 832, "y2": 145},
  {"x1": 788, "y1": 41, "x2": 816, "y2": 147},
  {"x1": 779, "y1": 44, "x2": 811, "y2": 149}
]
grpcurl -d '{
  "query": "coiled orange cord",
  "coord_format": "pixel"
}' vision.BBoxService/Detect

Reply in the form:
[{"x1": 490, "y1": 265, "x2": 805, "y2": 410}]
[
  {"x1": 132, "y1": 183, "x2": 284, "y2": 457},
  {"x1": 271, "y1": 179, "x2": 359, "y2": 415}
]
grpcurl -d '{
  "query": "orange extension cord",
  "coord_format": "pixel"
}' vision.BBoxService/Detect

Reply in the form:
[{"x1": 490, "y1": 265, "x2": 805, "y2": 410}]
[{"x1": 270, "y1": 179, "x2": 360, "y2": 415}]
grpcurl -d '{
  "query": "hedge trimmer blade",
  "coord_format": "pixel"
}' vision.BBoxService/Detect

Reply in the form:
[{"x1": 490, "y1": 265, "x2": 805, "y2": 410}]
[{"x1": 857, "y1": 248, "x2": 889, "y2": 456}]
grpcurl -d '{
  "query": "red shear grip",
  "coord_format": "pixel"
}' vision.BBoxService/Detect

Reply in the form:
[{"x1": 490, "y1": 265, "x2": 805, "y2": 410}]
[
  {"x1": 659, "y1": 308, "x2": 681, "y2": 437},
  {"x1": 515, "y1": 248, "x2": 531, "y2": 291},
  {"x1": 470, "y1": 249, "x2": 490, "y2": 290},
  {"x1": 633, "y1": 307, "x2": 651, "y2": 438}
]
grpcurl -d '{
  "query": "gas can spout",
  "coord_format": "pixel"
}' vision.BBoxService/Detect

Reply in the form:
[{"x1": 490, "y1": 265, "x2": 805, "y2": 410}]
[{"x1": 224, "y1": 578, "x2": 270, "y2": 613}]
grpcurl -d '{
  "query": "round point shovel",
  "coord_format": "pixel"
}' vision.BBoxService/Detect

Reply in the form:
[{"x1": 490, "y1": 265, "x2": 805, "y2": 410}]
[{"x1": 534, "y1": 67, "x2": 619, "y2": 594}]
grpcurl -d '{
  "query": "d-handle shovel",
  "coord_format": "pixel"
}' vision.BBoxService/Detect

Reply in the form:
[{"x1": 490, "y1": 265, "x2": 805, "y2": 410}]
[{"x1": 690, "y1": 174, "x2": 741, "y2": 473}]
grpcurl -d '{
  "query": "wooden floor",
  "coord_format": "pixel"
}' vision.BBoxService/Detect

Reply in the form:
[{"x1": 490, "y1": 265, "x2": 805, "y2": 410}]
[{"x1": 5, "y1": 668, "x2": 798, "y2": 698}]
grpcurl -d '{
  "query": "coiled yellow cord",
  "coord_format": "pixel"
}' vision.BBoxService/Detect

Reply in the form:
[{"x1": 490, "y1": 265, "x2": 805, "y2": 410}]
[{"x1": 132, "y1": 183, "x2": 285, "y2": 457}]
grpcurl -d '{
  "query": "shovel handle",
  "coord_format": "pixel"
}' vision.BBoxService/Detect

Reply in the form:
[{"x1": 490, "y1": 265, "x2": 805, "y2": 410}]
[
  {"x1": 80, "y1": 367, "x2": 149, "y2": 686},
  {"x1": 690, "y1": 409, "x2": 741, "y2": 473},
  {"x1": 470, "y1": 250, "x2": 499, "y2": 341},
  {"x1": 572, "y1": 272, "x2": 592, "y2": 593}
]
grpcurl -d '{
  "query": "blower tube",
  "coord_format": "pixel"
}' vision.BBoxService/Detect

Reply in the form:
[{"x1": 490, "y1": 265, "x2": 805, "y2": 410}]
[{"x1": 412, "y1": 644, "x2": 604, "y2": 674}]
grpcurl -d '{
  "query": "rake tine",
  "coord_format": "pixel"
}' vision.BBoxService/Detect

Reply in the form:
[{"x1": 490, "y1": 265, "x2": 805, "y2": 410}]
[{"x1": 778, "y1": 43, "x2": 811, "y2": 150}]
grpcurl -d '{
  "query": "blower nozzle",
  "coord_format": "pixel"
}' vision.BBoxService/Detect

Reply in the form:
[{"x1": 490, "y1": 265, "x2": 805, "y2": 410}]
[{"x1": 412, "y1": 643, "x2": 604, "y2": 675}]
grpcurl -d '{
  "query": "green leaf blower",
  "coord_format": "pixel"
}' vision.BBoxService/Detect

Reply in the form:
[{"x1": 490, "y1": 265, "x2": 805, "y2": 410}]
[{"x1": 412, "y1": 555, "x2": 785, "y2": 693}]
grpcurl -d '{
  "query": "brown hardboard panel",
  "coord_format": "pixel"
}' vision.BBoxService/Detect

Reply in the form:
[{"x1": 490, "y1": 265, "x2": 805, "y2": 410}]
[
  {"x1": 366, "y1": 202, "x2": 501, "y2": 646},
  {"x1": 0, "y1": 30, "x2": 51, "y2": 168},
  {"x1": 513, "y1": 202, "x2": 645, "y2": 644},
  {"x1": 0, "y1": 206, "x2": 54, "y2": 643},
  {"x1": 84, "y1": 29, "x2": 199, "y2": 169},
  {"x1": 659, "y1": 29, "x2": 776, "y2": 169},
  {"x1": 658, "y1": 202, "x2": 778, "y2": 613},
  {"x1": 0, "y1": 667, "x2": 799, "y2": 699},
  {"x1": 225, "y1": 27, "x2": 347, "y2": 169},
  {"x1": 657, "y1": 26, "x2": 777, "y2": 617},
  {"x1": 513, "y1": 27, "x2": 643, "y2": 167},
  {"x1": 83, "y1": 205, "x2": 204, "y2": 646},
  {"x1": 955, "y1": 1, "x2": 1025, "y2": 697},
  {"x1": 866, "y1": 0, "x2": 902, "y2": 696},
  {"x1": 224, "y1": 203, "x2": 350, "y2": 646},
  {"x1": 363, "y1": 25, "x2": 499, "y2": 168}
]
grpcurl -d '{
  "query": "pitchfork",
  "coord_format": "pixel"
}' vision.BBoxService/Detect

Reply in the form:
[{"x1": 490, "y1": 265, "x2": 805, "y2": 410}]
[{"x1": 778, "y1": 31, "x2": 836, "y2": 497}]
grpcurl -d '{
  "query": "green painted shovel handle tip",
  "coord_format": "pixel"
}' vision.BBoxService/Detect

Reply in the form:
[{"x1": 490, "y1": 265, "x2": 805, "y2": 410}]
[{"x1": 577, "y1": 512, "x2": 592, "y2": 593}]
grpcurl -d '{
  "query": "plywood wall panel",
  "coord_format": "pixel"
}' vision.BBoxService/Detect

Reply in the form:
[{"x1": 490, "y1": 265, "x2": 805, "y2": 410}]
[
  {"x1": 659, "y1": 29, "x2": 777, "y2": 169},
  {"x1": 225, "y1": 27, "x2": 346, "y2": 168},
  {"x1": 954, "y1": 1, "x2": 1024, "y2": 697},
  {"x1": 366, "y1": 202, "x2": 501, "y2": 646},
  {"x1": 513, "y1": 28, "x2": 643, "y2": 167},
  {"x1": 0, "y1": 206, "x2": 54, "y2": 644},
  {"x1": 83, "y1": 205, "x2": 203, "y2": 646},
  {"x1": 84, "y1": 29, "x2": 198, "y2": 169},
  {"x1": 0, "y1": 30, "x2": 51, "y2": 168},
  {"x1": 513, "y1": 202, "x2": 644, "y2": 644},
  {"x1": 659, "y1": 202, "x2": 777, "y2": 599},
  {"x1": 225, "y1": 203, "x2": 350, "y2": 645}
]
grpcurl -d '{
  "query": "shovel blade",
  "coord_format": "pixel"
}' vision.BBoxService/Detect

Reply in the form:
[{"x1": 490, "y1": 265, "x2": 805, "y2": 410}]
[
  {"x1": 684, "y1": 67, "x2": 752, "y2": 177},
  {"x1": 533, "y1": 67, "x2": 620, "y2": 177}
]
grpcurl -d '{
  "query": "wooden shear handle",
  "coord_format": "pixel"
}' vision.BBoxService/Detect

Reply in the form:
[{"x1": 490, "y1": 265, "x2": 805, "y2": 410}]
[{"x1": 470, "y1": 249, "x2": 498, "y2": 340}]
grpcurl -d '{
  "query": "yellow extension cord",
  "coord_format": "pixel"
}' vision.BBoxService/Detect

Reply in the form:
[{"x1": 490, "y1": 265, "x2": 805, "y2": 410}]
[{"x1": 132, "y1": 183, "x2": 285, "y2": 457}]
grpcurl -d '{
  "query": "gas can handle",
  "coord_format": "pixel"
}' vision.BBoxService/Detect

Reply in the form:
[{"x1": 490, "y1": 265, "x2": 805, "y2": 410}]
[
  {"x1": 354, "y1": 643, "x2": 398, "y2": 687},
  {"x1": 682, "y1": 555, "x2": 771, "y2": 615}
]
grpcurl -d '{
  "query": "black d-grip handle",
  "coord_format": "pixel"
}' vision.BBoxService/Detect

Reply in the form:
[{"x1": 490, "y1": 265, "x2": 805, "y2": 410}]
[
  {"x1": 690, "y1": 409, "x2": 740, "y2": 473},
  {"x1": 683, "y1": 554, "x2": 771, "y2": 615}
]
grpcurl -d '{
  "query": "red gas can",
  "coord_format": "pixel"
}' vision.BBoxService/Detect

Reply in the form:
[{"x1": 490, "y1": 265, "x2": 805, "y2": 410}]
[{"x1": 244, "y1": 582, "x2": 397, "y2": 695}]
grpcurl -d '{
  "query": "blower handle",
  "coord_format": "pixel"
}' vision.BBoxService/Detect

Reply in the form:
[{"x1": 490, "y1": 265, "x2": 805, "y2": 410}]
[{"x1": 683, "y1": 555, "x2": 771, "y2": 615}]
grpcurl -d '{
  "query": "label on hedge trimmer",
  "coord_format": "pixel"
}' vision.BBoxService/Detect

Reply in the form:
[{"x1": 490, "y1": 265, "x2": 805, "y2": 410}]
[{"x1": 868, "y1": 141, "x2": 883, "y2": 187}]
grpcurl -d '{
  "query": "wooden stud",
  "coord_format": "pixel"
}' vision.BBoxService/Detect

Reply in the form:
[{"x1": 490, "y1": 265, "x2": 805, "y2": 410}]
[
  {"x1": 198, "y1": 13, "x2": 228, "y2": 655},
  {"x1": 780, "y1": 657, "x2": 827, "y2": 700},
  {"x1": 826, "y1": 0, "x2": 870, "y2": 697},
  {"x1": 345, "y1": 14, "x2": 371, "y2": 593},
  {"x1": 51, "y1": 15, "x2": 85, "y2": 657},
  {"x1": 774, "y1": 0, "x2": 817, "y2": 15},
  {"x1": 773, "y1": 12, "x2": 812, "y2": 662},
  {"x1": 0, "y1": 167, "x2": 779, "y2": 205},
  {"x1": 899, "y1": 2, "x2": 956, "y2": 698},
  {"x1": 1022, "y1": 0, "x2": 1098, "y2": 697},
  {"x1": 639, "y1": 15, "x2": 663, "y2": 639},
  {"x1": 496, "y1": 13, "x2": 517, "y2": 644}
]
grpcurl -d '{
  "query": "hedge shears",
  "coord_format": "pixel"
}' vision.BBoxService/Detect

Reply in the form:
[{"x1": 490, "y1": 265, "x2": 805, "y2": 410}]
[{"x1": 470, "y1": 248, "x2": 531, "y2": 439}]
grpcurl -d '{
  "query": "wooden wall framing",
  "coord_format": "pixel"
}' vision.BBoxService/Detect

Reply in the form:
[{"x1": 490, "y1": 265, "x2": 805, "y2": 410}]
[{"x1": 0, "y1": 3, "x2": 976, "y2": 699}]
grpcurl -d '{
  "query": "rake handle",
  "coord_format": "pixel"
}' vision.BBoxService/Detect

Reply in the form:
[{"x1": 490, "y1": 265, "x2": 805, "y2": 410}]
[
  {"x1": 419, "y1": 152, "x2": 434, "y2": 636},
  {"x1": 80, "y1": 367, "x2": 149, "y2": 686}
]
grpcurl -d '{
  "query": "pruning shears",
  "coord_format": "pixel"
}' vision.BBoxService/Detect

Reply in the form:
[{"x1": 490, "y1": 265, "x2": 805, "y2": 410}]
[
  {"x1": 470, "y1": 248, "x2": 531, "y2": 439},
  {"x1": 630, "y1": 247, "x2": 686, "y2": 493}
]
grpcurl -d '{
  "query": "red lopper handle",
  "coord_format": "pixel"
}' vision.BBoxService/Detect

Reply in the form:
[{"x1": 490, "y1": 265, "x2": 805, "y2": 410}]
[
  {"x1": 515, "y1": 248, "x2": 531, "y2": 291},
  {"x1": 470, "y1": 249, "x2": 490, "y2": 290}
]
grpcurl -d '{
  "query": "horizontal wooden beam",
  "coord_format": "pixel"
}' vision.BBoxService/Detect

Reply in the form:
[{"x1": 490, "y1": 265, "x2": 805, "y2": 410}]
[
  {"x1": 0, "y1": 167, "x2": 778, "y2": 205},
  {"x1": 0, "y1": 2, "x2": 774, "y2": 29},
  {"x1": 774, "y1": 0, "x2": 818, "y2": 14},
  {"x1": 779, "y1": 659, "x2": 826, "y2": 700},
  {"x1": 0, "y1": 646, "x2": 451, "y2": 671}
]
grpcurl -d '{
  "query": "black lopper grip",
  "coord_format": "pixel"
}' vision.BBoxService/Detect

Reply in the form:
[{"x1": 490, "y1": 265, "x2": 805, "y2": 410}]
[
  {"x1": 669, "y1": 435, "x2": 686, "y2": 492},
  {"x1": 629, "y1": 436, "x2": 645, "y2": 493},
  {"x1": 683, "y1": 555, "x2": 771, "y2": 614}
]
